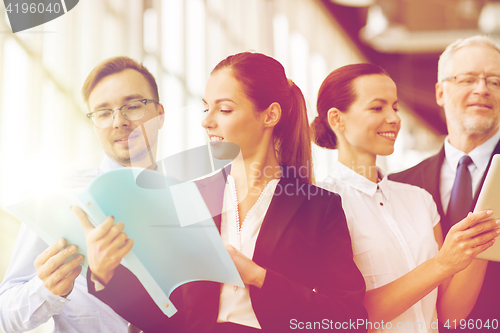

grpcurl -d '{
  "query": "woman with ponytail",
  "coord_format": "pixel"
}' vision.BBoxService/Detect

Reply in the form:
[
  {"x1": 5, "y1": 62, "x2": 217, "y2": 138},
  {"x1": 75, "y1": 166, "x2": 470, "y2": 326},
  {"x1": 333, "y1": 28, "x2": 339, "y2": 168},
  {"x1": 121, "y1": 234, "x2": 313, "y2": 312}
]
[
  {"x1": 313, "y1": 63, "x2": 500, "y2": 333},
  {"x1": 77, "y1": 53, "x2": 368, "y2": 333}
]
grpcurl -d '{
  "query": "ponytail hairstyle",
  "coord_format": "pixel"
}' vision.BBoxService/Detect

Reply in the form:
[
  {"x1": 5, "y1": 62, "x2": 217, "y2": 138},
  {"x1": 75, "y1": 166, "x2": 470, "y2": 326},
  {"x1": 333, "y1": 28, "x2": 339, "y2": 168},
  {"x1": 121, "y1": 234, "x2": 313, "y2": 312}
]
[
  {"x1": 311, "y1": 63, "x2": 389, "y2": 149},
  {"x1": 212, "y1": 52, "x2": 314, "y2": 184}
]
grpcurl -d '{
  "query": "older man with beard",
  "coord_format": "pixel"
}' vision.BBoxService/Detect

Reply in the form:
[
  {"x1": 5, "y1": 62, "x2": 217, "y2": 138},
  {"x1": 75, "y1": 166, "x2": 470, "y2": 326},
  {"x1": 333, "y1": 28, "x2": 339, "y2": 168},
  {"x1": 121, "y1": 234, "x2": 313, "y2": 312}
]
[{"x1": 390, "y1": 36, "x2": 500, "y2": 332}]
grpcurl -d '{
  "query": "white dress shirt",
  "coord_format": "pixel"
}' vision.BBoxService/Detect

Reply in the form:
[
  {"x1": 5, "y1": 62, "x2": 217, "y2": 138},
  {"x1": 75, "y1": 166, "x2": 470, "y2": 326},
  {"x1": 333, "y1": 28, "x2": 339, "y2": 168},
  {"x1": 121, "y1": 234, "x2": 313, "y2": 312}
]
[
  {"x1": 319, "y1": 162, "x2": 440, "y2": 333},
  {"x1": 0, "y1": 156, "x2": 129, "y2": 333},
  {"x1": 217, "y1": 175, "x2": 280, "y2": 329},
  {"x1": 440, "y1": 129, "x2": 500, "y2": 213}
]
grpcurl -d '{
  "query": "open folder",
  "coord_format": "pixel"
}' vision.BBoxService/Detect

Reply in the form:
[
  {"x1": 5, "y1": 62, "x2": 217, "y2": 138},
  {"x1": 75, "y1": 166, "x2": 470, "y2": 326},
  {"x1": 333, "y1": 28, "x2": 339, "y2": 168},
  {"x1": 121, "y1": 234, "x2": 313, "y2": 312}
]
[
  {"x1": 474, "y1": 154, "x2": 500, "y2": 261},
  {"x1": 7, "y1": 167, "x2": 244, "y2": 317}
]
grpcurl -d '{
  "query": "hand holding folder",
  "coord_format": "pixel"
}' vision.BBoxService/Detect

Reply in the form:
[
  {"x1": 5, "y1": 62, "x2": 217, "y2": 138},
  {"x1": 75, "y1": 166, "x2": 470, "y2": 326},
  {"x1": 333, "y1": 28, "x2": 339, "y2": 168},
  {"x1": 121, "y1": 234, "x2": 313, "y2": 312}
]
[
  {"x1": 72, "y1": 208, "x2": 134, "y2": 287},
  {"x1": 7, "y1": 167, "x2": 243, "y2": 318}
]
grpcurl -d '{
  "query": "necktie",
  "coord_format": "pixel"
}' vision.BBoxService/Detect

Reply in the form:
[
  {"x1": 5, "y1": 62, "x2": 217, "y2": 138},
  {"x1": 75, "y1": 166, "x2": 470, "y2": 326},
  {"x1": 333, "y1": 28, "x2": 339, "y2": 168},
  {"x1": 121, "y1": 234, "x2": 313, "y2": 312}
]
[{"x1": 447, "y1": 155, "x2": 473, "y2": 229}]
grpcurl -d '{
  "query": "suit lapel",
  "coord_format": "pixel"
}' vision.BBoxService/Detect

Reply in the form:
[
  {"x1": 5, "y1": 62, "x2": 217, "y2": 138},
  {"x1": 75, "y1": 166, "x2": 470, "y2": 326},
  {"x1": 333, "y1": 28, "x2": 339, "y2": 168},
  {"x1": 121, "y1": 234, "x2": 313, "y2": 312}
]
[
  {"x1": 252, "y1": 175, "x2": 305, "y2": 268},
  {"x1": 188, "y1": 167, "x2": 230, "y2": 328},
  {"x1": 195, "y1": 166, "x2": 229, "y2": 232},
  {"x1": 424, "y1": 147, "x2": 446, "y2": 219},
  {"x1": 195, "y1": 166, "x2": 306, "y2": 269}
]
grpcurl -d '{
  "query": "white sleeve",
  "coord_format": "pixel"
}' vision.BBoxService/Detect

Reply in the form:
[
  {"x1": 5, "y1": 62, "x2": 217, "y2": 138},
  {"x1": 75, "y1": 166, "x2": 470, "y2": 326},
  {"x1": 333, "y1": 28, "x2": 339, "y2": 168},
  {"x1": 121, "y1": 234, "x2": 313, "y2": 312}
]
[{"x1": 0, "y1": 224, "x2": 69, "y2": 333}]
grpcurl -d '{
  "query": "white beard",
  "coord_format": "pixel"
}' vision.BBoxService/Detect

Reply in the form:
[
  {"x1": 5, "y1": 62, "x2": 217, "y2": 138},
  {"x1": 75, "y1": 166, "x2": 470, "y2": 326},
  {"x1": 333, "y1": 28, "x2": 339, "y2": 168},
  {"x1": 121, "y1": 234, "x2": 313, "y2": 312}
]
[{"x1": 458, "y1": 113, "x2": 499, "y2": 135}]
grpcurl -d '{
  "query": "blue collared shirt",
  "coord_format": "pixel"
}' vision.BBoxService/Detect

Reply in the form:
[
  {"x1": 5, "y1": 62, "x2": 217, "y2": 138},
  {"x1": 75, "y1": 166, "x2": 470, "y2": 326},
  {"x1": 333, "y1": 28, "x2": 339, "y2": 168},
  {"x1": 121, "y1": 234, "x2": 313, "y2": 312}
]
[{"x1": 0, "y1": 156, "x2": 129, "y2": 333}]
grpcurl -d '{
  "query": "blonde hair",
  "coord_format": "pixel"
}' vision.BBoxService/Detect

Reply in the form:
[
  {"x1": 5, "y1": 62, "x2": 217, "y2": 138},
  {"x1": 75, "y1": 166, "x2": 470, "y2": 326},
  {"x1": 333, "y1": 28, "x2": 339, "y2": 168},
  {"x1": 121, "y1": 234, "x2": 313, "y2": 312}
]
[{"x1": 82, "y1": 56, "x2": 159, "y2": 106}]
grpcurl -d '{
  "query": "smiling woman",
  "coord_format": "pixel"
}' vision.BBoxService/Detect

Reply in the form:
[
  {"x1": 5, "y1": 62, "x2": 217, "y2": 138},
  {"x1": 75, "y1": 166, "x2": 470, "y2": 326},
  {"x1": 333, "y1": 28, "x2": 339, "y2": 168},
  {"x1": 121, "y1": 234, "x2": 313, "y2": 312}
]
[
  {"x1": 78, "y1": 52, "x2": 369, "y2": 333},
  {"x1": 203, "y1": 52, "x2": 314, "y2": 184},
  {"x1": 313, "y1": 63, "x2": 500, "y2": 333}
]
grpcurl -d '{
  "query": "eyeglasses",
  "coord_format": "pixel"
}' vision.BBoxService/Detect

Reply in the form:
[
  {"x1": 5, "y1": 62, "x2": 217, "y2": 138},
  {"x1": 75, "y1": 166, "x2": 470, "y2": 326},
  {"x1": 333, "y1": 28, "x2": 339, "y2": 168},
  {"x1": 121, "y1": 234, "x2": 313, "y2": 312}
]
[
  {"x1": 442, "y1": 74, "x2": 500, "y2": 91},
  {"x1": 86, "y1": 99, "x2": 159, "y2": 128}
]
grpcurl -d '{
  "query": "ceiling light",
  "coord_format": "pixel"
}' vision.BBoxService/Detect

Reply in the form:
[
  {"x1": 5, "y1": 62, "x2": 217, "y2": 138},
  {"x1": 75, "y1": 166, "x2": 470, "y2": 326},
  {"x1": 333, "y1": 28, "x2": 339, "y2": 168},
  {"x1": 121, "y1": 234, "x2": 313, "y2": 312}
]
[
  {"x1": 331, "y1": 0, "x2": 374, "y2": 7},
  {"x1": 479, "y1": 1, "x2": 500, "y2": 33}
]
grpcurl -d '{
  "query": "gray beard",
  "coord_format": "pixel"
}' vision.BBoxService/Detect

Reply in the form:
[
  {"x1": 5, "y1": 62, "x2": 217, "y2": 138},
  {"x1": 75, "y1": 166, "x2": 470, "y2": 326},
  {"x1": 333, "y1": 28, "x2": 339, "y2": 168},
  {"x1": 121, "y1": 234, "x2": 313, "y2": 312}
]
[{"x1": 456, "y1": 113, "x2": 498, "y2": 135}]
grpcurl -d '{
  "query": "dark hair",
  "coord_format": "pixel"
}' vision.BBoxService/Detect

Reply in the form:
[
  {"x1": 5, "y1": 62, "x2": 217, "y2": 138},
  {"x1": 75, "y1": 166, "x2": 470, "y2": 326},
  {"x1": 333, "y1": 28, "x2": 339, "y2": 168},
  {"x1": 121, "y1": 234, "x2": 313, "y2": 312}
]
[
  {"x1": 212, "y1": 52, "x2": 314, "y2": 184},
  {"x1": 81, "y1": 56, "x2": 159, "y2": 106},
  {"x1": 311, "y1": 63, "x2": 389, "y2": 149}
]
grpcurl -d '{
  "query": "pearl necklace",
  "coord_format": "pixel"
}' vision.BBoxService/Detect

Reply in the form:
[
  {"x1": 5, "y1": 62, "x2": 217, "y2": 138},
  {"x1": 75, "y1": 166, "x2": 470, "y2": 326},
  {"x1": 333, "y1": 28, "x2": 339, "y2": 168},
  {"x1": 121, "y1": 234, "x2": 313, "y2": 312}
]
[
  {"x1": 228, "y1": 176, "x2": 278, "y2": 291},
  {"x1": 229, "y1": 176, "x2": 277, "y2": 251}
]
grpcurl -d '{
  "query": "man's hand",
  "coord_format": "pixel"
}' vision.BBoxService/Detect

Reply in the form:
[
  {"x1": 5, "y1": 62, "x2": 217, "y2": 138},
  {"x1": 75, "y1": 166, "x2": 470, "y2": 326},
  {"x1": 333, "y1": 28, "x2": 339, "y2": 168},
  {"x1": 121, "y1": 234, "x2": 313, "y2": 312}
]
[
  {"x1": 34, "y1": 238, "x2": 84, "y2": 297},
  {"x1": 225, "y1": 244, "x2": 266, "y2": 288},
  {"x1": 71, "y1": 206, "x2": 134, "y2": 286}
]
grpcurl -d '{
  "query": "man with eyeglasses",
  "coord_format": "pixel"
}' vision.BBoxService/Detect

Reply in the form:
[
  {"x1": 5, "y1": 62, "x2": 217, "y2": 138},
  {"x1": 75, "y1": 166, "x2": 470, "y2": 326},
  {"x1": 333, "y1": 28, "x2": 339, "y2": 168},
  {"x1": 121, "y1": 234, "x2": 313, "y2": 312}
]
[
  {"x1": 0, "y1": 56, "x2": 163, "y2": 333},
  {"x1": 390, "y1": 36, "x2": 500, "y2": 332}
]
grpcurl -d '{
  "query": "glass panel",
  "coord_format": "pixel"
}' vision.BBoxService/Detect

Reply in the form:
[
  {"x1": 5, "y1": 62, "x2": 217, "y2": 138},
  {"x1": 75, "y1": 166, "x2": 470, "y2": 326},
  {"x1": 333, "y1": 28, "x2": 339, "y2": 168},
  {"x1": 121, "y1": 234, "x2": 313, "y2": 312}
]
[
  {"x1": 143, "y1": 8, "x2": 158, "y2": 54},
  {"x1": 309, "y1": 53, "x2": 327, "y2": 116},
  {"x1": 35, "y1": 81, "x2": 66, "y2": 196},
  {"x1": 42, "y1": 19, "x2": 68, "y2": 86},
  {"x1": 0, "y1": 38, "x2": 30, "y2": 205},
  {"x1": 103, "y1": 13, "x2": 124, "y2": 59},
  {"x1": 143, "y1": 54, "x2": 159, "y2": 82},
  {"x1": 273, "y1": 13, "x2": 289, "y2": 70},
  {"x1": 185, "y1": 96, "x2": 206, "y2": 151},
  {"x1": 207, "y1": 0, "x2": 223, "y2": 13},
  {"x1": 186, "y1": 0, "x2": 206, "y2": 97},
  {"x1": 158, "y1": 74, "x2": 185, "y2": 159},
  {"x1": 289, "y1": 32, "x2": 309, "y2": 95},
  {"x1": 161, "y1": 0, "x2": 184, "y2": 75},
  {"x1": 206, "y1": 16, "x2": 223, "y2": 71}
]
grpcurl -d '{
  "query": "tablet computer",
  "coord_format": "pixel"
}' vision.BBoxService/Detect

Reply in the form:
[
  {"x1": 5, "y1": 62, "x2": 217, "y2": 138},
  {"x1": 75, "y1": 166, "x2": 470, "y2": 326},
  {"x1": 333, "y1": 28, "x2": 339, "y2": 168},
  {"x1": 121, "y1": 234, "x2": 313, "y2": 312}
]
[{"x1": 474, "y1": 154, "x2": 500, "y2": 261}]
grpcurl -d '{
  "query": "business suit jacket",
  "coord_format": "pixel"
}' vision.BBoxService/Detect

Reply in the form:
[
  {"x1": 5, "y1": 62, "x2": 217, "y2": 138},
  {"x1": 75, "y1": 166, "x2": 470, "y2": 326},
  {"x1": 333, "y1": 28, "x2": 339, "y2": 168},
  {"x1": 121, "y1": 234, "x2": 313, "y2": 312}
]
[
  {"x1": 87, "y1": 168, "x2": 368, "y2": 333},
  {"x1": 389, "y1": 139, "x2": 500, "y2": 332}
]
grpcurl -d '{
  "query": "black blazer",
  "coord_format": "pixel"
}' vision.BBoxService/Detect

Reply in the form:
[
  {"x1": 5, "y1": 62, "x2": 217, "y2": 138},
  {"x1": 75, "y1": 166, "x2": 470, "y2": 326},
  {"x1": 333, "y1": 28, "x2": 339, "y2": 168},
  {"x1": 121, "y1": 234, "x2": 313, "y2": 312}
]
[
  {"x1": 87, "y1": 169, "x2": 368, "y2": 333},
  {"x1": 389, "y1": 139, "x2": 500, "y2": 332}
]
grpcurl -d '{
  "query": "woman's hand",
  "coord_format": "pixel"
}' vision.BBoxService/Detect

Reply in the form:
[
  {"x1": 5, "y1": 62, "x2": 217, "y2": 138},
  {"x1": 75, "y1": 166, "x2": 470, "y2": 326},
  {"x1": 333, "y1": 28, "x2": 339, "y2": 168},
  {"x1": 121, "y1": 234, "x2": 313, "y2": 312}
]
[
  {"x1": 435, "y1": 210, "x2": 500, "y2": 275},
  {"x1": 225, "y1": 245, "x2": 266, "y2": 288},
  {"x1": 71, "y1": 206, "x2": 134, "y2": 286}
]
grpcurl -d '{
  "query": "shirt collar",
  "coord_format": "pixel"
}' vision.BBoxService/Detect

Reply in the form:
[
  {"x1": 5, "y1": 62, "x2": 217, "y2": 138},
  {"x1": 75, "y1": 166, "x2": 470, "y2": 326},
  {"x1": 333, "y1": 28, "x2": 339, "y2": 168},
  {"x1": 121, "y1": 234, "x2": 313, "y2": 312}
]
[
  {"x1": 98, "y1": 155, "x2": 125, "y2": 174},
  {"x1": 444, "y1": 128, "x2": 500, "y2": 173},
  {"x1": 376, "y1": 175, "x2": 391, "y2": 201},
  {"x1": 331, "y1": 161, "x2": 378, "y2": 197}
]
